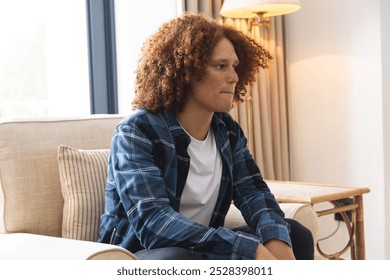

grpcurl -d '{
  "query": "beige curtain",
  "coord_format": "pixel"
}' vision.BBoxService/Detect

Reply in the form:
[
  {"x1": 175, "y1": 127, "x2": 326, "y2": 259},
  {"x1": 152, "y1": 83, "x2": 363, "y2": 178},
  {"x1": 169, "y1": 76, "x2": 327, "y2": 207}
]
[
  {"x1": 182, "y1": 1, "x2": 290, "y2": 181},
  {"x1": 180, "y1": 0, "x2": 223, "y2": 18}
]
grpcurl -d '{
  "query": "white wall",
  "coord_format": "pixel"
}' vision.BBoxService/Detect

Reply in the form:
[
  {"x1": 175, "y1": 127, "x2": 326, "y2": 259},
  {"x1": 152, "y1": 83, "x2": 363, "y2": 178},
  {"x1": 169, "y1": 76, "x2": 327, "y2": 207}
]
[
  {"x1": 380, "y1": 0, "x2": 390, "y2": 260},
  {"x1": 285, "y1": 0, "x2": 389, "y2": 259}
]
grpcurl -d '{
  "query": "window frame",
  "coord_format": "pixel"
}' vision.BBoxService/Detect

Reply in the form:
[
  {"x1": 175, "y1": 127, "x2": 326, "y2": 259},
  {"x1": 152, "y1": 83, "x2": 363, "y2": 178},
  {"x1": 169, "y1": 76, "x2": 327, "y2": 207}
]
[{"x1": 86, "y1": 0, "x2": 118, "y2": 114}]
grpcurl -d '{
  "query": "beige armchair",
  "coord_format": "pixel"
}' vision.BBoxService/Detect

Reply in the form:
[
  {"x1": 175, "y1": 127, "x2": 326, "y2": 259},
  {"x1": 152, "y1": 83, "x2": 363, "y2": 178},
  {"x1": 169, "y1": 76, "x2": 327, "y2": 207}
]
[{"x1": 0, "y1": 115, "x2": 318, "y2": 259}]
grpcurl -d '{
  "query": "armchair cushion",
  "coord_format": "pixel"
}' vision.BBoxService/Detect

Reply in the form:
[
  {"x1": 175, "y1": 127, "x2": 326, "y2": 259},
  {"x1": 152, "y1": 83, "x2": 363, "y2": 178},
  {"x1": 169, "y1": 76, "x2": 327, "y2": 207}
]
[{"x1": 57, "y1": 145, "x2": 110, "y2": 241}]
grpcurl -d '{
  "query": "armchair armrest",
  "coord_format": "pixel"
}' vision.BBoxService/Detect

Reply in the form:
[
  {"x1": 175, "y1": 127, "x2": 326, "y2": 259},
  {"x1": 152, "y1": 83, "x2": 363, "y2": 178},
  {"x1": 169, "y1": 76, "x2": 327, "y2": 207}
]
[
  {"x1": 225, "y1": 203, "x2": 318, "y2": 243},
  {"x1": 0, "y1": 233, "x2": 137, "y2": 260}
]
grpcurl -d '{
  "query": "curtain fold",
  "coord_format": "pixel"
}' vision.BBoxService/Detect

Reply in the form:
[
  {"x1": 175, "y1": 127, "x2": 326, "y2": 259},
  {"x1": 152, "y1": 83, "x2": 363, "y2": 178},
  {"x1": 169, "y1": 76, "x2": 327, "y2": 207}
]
[
  {"x1": 181, "y1": 0, "x2": 223, "y2": 18},
  {"x1": 182, "y1": 1, "x2": 290, "y2": 181}
]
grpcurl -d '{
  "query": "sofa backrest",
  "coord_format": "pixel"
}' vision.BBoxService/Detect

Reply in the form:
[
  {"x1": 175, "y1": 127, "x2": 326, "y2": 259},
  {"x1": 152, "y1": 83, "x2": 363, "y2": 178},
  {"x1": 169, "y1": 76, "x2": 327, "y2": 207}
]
[{"x1": 0, "y1": 115, "x2": 123, "y2": 237}]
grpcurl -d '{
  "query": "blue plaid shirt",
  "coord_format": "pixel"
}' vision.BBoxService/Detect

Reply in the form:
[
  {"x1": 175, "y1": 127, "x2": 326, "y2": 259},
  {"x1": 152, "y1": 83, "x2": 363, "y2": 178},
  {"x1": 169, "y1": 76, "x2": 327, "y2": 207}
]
[{"x1": 98, "y1": 108, "x2": 291, "y2": 259}]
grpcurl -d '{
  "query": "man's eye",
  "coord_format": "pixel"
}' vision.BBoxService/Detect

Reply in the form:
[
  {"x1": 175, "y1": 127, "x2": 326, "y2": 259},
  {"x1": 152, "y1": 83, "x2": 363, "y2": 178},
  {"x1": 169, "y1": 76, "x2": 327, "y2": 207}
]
[{"x1": 216, "y1": 64, "x2": 226, "y2": 69}]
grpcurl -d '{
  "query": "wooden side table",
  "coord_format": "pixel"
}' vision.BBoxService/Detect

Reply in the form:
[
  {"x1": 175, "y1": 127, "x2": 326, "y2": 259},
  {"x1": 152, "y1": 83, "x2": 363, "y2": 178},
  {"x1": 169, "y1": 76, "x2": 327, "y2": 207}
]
[{"x1": 266, "y1": 180, "x2": 370, "y2": 260}]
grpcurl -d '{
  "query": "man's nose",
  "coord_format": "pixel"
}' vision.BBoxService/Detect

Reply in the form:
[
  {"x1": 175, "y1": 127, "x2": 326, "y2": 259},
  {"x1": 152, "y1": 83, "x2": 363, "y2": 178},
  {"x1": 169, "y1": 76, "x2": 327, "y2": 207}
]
[{"x1": 228, "y1": 68, "x2": 238, "y2": 83}]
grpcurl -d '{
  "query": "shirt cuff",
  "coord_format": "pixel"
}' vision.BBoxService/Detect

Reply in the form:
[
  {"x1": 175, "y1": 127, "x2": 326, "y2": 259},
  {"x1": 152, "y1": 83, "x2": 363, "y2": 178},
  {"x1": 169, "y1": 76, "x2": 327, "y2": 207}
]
[
  {"x1": 231, "y1": 231, "x2": 262, "y2": 260},
  {"x1": 258, "y1": 223, "x2": 292, "y2": 248}
]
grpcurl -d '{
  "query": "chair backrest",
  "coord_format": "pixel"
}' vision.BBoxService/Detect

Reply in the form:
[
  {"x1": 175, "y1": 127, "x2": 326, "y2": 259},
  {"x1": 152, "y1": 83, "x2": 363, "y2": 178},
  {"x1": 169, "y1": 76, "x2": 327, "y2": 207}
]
[{"x1": 0, "y1": 115, "x2": 122, "y2": 237}]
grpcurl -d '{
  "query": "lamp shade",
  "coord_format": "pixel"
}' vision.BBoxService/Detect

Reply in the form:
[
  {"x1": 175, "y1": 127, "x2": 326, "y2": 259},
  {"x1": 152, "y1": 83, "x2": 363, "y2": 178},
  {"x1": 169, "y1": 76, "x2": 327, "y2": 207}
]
[{"x1": 220, "y1": 0, "x2": 301, "y2": 18}]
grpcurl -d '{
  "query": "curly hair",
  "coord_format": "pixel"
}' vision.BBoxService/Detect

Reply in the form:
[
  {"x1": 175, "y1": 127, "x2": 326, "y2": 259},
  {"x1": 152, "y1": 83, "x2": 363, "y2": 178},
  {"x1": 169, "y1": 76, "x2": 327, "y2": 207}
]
[{"x1": 132, "y1": 13, "x2": 272, "y2": 113}]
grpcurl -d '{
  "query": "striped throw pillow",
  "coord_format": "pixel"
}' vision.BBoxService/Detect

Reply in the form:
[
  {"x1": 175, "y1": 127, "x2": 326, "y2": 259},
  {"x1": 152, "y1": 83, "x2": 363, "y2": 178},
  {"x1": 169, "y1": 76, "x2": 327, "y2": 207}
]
[{"x1": 57, "y1": 145, "x2": 110, "y2": 241}]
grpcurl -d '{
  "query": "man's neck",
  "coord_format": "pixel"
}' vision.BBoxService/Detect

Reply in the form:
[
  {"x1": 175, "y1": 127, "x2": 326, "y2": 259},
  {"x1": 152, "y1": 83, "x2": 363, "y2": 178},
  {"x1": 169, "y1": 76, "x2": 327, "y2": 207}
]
[{"x1": 176, "y1": 109, "x2": 213, "y2": 141}]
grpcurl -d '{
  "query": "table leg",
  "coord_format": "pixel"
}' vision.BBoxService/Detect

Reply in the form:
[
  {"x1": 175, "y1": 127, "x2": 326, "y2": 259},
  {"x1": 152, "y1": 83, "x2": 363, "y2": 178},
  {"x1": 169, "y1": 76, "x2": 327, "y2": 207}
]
[
  {"x1": 355, "y1": 195, "x2": 366, "y2": 260},
  {"x1": 316, "y1": 201, "x2": 356, "y2": 260}
]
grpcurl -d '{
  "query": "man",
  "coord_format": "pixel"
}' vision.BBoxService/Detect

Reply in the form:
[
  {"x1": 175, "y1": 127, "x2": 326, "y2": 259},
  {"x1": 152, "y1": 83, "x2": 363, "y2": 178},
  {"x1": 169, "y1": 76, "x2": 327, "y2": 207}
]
[{"x1": 98, "y1": 13, "x2": 313, "y2": 260}]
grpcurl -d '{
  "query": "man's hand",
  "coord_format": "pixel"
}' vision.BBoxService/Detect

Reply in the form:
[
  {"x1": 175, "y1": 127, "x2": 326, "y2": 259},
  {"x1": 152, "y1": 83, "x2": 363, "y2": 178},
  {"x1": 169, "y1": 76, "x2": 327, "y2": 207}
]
[
  {"x1": 254, "y1": 240, "x2": 295, "y2": 260},
  {"x1": 254, "y1": 243, "x2": 276, "y2": 260}
]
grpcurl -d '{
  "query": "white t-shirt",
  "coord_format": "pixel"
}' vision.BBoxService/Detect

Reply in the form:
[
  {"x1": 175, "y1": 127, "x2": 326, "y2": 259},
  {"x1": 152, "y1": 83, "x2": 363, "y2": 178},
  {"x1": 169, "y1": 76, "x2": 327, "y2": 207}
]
[{"x1": 179, "y1": 128, "x2": 222, "y2": 226}]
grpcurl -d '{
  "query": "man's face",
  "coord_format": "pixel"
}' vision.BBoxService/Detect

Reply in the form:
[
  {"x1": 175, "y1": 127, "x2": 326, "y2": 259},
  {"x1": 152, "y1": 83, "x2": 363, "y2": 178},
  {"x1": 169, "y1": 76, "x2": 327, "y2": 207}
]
[{"x1": 186, "y1": 38, "x2": 239, "y2": 114}]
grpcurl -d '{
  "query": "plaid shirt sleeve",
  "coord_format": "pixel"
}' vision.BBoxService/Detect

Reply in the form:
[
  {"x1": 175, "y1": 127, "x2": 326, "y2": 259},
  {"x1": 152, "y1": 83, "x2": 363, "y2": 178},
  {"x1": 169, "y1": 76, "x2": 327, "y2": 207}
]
[
  {"x1": 100, "y1": 112, "x2": 262, "y2": 260},
  {"x1": 228, "y1": 117, "x2": 292, "y2": 248}
]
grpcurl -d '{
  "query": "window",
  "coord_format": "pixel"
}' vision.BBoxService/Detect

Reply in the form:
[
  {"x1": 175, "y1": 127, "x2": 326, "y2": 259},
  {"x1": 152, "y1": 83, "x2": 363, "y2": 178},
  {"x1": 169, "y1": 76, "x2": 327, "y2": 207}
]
[
  {"x1": 0, "y1": 0, "x2": 90, "y2": 120},
  {"x1": 1, "y1": 0, "x2": 180, "y2": 120}
]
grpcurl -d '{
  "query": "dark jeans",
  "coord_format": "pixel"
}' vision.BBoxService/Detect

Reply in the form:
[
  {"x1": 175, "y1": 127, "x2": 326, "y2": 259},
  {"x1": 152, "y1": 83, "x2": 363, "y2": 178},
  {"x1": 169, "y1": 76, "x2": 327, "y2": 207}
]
[{"x1": 135, "y1": 218, "x2": 314, "y2": 260}]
